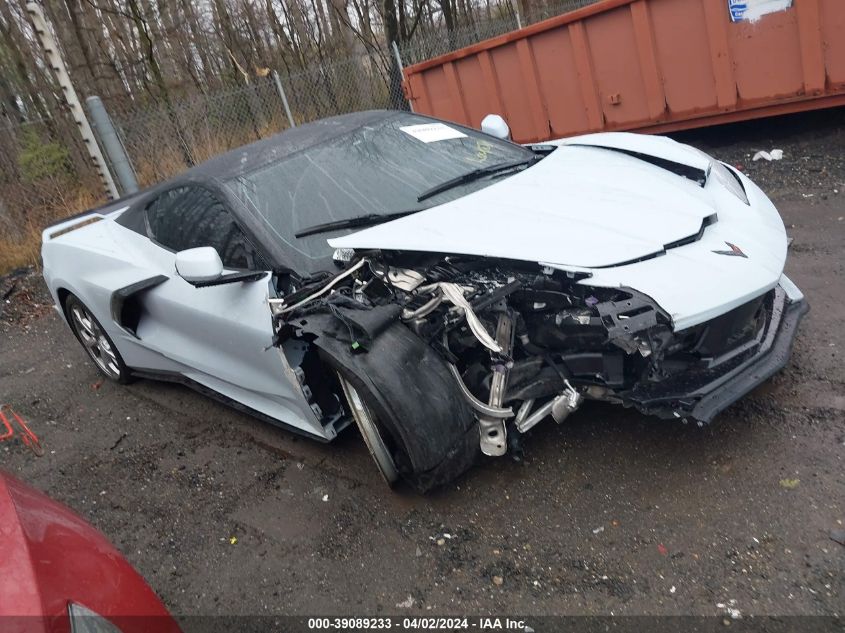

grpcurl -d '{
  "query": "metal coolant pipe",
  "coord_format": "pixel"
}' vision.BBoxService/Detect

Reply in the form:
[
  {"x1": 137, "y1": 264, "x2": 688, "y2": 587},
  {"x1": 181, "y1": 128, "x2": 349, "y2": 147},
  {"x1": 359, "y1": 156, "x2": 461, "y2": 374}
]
[{"x1": 516, "y1": 381, "x2": 583, "y2": 433}]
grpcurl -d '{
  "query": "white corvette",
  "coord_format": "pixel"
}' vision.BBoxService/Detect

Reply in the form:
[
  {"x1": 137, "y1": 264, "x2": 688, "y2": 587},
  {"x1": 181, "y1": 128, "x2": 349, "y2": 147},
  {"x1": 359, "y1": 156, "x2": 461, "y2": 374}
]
[{"x1": 41, "y1": 110, "x2": 807, "y2": 490}]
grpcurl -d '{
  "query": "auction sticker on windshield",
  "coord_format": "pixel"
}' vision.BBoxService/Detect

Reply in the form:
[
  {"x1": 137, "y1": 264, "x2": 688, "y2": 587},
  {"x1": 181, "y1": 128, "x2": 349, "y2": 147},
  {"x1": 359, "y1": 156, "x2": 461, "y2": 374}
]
[{"x1": 400, "y1": 123, "x2": 467, "y2": 143}]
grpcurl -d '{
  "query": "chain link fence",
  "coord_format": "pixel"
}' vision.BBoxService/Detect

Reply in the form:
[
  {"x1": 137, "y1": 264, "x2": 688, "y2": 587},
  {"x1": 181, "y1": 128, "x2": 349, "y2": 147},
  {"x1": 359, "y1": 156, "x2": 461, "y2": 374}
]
[
  {"x1": 1, "y1": 0, "x2": 601, "y2": 269},
  {"x1": 281, "y1": 53, "x2": 404, "y2": 121},
  {"x1": 104, "y1": 0, "x2": 601, "y2": 191},
  {"x1": 0, "y1": 116, "x2": 101, "y2": 269},
  {"x1": 106, "y1": 49, "x2": 404, "y2": 189},
  {"x1": 106, "y1": 78, "x2": 292, "y2": 187}
]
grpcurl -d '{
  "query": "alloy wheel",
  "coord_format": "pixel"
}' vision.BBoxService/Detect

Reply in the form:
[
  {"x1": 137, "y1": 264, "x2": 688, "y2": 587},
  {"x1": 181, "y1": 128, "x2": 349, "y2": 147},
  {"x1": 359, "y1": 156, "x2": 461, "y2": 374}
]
[
  {"x1": 337, "y1": 374, "x2": 399, "y2": 485},
  {"x1": 71, "y1": 304, "x2": 122, "y2": 379}
]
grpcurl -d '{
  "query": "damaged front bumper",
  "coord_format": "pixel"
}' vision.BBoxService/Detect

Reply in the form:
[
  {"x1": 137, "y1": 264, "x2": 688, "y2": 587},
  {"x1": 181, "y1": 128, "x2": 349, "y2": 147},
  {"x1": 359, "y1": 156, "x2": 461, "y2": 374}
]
[
  {"x1": 623, "y1": 285, "x2": 808, "y2": 423},
  {"x1": 271, "y1": 249, "x2": 808, "y2": 472}
]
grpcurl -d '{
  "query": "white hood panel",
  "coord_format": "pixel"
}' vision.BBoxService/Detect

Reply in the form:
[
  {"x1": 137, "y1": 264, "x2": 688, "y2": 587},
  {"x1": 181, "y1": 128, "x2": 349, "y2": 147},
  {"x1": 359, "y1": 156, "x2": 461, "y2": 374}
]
[
  {"x1": 552, "y1": 131, "x2": 713, "y2": 173},
  {"x1": 330, "y1": 133, "x2": 787, "y2": 331},
  {"x1": 331, "y1": 142, "x2": 715, "y2": 268}
]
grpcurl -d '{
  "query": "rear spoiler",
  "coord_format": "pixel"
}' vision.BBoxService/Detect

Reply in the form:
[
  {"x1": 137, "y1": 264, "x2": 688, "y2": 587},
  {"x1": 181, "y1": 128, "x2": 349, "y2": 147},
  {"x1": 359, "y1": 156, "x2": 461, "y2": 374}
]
[
  {"x1": 42, "y1": 187, "x2": 145, "y2": 242},
  {"x1": 42, "y1": 206, "x2": 129, "y2": 243}
]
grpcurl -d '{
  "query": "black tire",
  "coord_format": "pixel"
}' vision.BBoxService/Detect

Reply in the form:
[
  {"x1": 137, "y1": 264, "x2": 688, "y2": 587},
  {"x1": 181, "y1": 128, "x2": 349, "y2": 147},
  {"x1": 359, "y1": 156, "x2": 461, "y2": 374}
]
[
  {"x1": 64, "y1": 294, "x2": 133, "y2": 384},
  {"x1": 332, "y1": 360, "x2": 480, "y2": 493},
  {"x1": 406, "y1": 419, "x2": 480, "y2": 493},
  {"x1": 312, "y1": 320, "x2": 480, "y2": 493}
]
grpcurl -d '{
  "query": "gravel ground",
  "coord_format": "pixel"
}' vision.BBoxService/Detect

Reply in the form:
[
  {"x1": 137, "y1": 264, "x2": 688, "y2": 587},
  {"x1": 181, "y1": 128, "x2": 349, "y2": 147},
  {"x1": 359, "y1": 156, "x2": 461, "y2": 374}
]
[
  {"x1": 677, "y1": 106, "x2": 845, "y2": 201},
  {"x1": 1, "y1": 108, "x2": 843, "y2": 620}
]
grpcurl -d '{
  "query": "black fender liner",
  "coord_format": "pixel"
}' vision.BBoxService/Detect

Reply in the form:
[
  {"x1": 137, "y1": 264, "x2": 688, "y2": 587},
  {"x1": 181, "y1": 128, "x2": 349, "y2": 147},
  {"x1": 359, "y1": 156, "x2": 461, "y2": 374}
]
[{"x1": 297, "y1": 313, "x2": 478, "y2": 487}]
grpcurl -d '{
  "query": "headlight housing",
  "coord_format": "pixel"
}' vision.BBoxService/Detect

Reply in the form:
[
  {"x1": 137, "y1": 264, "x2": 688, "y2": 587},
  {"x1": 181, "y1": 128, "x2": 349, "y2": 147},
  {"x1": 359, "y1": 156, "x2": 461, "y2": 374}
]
[
  {"x1": 711, "y1": 160, "x2": 749, "y2": 205},
  {"x1": 68, "y1": 603, "x2": 123, "y2": 633},
  {"x1": 692, "y1": 147, "x2": 749, "y2": 205}
]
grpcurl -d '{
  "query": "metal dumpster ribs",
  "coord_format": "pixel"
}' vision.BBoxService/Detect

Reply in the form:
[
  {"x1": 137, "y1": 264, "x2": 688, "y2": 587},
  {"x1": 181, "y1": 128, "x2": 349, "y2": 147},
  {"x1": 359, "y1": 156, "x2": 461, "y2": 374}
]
[{"x1": 403, "y1": 0, "x2": 845, "y2": 143}]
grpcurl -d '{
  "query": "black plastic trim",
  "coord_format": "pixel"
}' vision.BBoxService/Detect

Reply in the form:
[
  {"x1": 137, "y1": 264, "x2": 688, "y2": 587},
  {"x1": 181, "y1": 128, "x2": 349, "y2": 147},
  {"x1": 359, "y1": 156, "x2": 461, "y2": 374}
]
[
  {"x1": 189, "y1": 271, "x2": 268, "y2": 288},
  {"x1": 590, "y1": 214, "x2": 717, "y2": 270},
  {"x1": 43, "y1": 209, "x2": 100, "y2": 230},
  {"x1": 688, "y1": 298, "x2": 807, "y2": 422},
  {"x1": 628, "y1": 294, "x2": 808, "y2": 423},
  {"x1": 109, "y1": 275, "x2": 169, "y2": 337},
  {"x1": 569, "y1": 144, "x2": 708, "y2": 185}
]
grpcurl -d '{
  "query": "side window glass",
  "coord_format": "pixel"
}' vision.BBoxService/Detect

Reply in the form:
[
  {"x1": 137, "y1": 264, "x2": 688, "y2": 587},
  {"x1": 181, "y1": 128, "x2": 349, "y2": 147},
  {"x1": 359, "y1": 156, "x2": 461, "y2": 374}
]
[
  {"x1": 146, "y1": 188, "x2": 188, "y2": 251},
  {"x1": 146, "y1": 186, "x2": 267, "y2": 270}
]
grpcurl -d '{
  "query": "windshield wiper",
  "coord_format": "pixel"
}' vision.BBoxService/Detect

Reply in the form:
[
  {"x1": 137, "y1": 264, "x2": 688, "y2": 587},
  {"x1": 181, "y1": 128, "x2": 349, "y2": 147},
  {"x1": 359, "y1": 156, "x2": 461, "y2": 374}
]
[
  {"x1": 294, "y1": 157, "x2": 539, "y2": 238},
  {"x1": 295, "y1": 208, "x2": 427, "y2": 238},
  {"x1": 416, "y1": 156, "x2": 539, "y2": 203}
]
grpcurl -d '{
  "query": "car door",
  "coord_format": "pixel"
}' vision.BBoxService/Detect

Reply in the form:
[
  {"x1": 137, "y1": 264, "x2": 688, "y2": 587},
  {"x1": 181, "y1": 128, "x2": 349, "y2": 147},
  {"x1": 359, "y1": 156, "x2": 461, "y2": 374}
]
[{"x1": 129, "y1": 185, "x2": 321, "y2": 434}]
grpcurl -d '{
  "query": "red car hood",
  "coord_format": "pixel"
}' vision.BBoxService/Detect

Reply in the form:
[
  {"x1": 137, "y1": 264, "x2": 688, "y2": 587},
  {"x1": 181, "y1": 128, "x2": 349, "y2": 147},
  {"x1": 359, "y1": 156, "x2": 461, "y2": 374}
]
[{"x1": 0, "y1": 471, "x2": 179, "y2": 633}]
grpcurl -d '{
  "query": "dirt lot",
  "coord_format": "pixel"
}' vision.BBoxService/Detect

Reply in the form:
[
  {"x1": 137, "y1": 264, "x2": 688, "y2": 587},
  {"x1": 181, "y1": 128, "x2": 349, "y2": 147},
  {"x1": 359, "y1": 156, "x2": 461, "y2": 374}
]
[{"x1": 1, "y1": 109, "x2": 843, "y2": 620}]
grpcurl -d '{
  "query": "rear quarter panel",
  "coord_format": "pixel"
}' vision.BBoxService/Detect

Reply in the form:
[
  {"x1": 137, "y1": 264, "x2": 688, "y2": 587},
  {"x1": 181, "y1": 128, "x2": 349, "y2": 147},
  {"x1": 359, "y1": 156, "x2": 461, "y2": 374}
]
[{"x1": 41, "y1": 217, "x2": 186, "y2": 373}]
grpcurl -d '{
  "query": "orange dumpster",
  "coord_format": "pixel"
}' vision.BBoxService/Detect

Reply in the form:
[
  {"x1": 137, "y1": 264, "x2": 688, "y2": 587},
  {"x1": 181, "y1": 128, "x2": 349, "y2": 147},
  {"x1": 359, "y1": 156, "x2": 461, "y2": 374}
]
[{"x1": 403, "y1": 0, "x2": 845, "y2": 143}]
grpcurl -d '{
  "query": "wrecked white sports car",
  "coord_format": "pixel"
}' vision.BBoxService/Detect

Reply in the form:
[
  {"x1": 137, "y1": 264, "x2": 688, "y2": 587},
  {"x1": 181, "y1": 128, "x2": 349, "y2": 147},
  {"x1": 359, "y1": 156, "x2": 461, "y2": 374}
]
[{"x1": 41, "y1": 110, "x2": 807, "y2": 490}]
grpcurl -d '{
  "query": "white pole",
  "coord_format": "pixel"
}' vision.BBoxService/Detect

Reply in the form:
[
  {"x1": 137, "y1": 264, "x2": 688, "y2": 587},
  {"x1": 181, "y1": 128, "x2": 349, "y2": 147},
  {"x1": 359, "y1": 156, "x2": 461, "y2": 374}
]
[
  {"x1": 391, "y1": 41, "x2": 413, "y2": 112},
  {"x1": 26, "y1": 2, "x2": 119, "y2": 200},
  {"x1": 271, "y1": 70, "x2": 296, "y2": 128}
]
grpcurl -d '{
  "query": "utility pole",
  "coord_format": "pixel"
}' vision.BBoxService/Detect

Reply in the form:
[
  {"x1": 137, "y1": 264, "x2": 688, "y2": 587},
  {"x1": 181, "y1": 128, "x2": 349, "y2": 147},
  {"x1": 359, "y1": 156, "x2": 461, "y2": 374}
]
[
  {"x1": 86, "y1": 96, "x2": 138, "y2": 195},
  {"x1": 26, "y1": 2, "x2": 119, "y2": 200}
]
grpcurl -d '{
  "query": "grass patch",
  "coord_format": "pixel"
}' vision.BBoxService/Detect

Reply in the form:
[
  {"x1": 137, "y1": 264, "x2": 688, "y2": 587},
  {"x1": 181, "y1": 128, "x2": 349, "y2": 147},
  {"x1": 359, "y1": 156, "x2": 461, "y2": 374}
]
[
  {"x1": 0, "y1": 116, "x2": 291, "y2": 275},
  {"x1": 0, "y1": 182, "x2": 100, "y2": 275}
]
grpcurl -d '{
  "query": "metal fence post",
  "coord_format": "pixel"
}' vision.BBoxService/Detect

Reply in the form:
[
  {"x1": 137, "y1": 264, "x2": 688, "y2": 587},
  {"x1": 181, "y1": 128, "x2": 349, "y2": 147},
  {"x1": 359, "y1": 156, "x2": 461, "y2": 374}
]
[
  {"x1": 272, "y1": 71, "x2": 296, "y2": 128},
  {"x1": 86, "y1": 96, "x2": 138, "y2": 195},
  {"x1": 391, "y1": 41, "x2": 413, "y2": 112},
  {"x1": 26, "y1": 3, "x2": 119, "y2": 200}
]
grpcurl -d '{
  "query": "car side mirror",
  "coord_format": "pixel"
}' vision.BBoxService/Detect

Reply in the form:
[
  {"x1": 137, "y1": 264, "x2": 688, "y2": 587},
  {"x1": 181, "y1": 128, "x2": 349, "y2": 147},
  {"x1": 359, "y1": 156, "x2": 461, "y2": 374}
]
[
  {"x1": 175, "y1": 247, "x2": 223, "y2": 283},
  {"x1": 481, "y1": 114, "x2": 511, "y2": 140}
]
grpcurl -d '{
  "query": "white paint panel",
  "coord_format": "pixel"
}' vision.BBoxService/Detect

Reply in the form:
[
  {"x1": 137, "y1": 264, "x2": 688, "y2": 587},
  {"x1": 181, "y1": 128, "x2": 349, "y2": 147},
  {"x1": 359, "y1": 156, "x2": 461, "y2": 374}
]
[
  {"x1": 331, "y1": 143, "x2": 714, "y2": 268},
  {"x1": 551, "y1": 132, "x2": 712, "y2": 172},
  {"x1": 332, "y1": 134, "x2": 788, "y2": 331},
  {"x1": 41, "y1": 217, "x2": 328, "y2": 439}
]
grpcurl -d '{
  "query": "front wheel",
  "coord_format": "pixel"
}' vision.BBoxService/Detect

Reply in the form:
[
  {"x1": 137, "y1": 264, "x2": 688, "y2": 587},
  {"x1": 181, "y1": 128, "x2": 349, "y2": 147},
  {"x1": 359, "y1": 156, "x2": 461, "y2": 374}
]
[
  {"x1": 337, "y1": 374, "x2": 400, "y2": 486},
  {"x1": 312, "y1": 320, "x2": 479, "y2": 492},
  {"x1": 329, "y1": 359, "x2": 479, "y2": 493},
  {"x1": 65, "y1": 294, "x2": 132, "y2": 384}
]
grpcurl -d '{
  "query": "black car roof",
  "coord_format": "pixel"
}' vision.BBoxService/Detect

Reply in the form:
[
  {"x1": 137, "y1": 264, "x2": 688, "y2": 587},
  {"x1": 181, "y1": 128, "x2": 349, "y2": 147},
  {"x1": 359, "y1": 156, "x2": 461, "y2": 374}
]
[
  {"x1": 113, "y1": 108, "x2": 445, "y2": 274},
  {"x1": 183, "y1": 109, "x2": 398, "y2": 182},
  {"x1": 112, "y1": 109, "x2": 409, "y2": 272}
]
